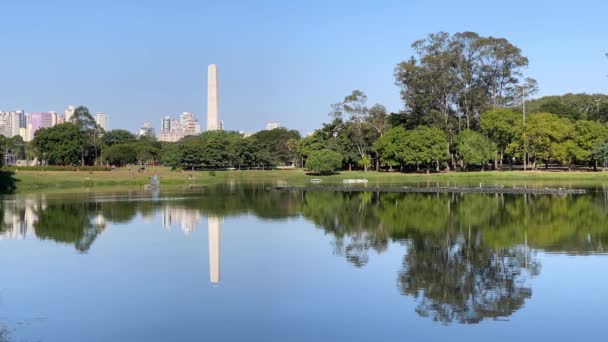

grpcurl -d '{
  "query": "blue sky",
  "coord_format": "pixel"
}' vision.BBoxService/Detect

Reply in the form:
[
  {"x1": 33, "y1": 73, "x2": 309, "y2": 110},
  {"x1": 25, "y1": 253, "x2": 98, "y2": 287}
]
[{"x1": 1, "y1": 0, "x2": 607, "y2": 133}]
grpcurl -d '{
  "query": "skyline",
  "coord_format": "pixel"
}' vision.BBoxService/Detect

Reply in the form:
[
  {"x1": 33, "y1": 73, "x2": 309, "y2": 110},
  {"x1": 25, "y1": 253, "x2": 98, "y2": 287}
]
[{"x1": 1, "y1": 0, "x2": 607, "y2": 134}]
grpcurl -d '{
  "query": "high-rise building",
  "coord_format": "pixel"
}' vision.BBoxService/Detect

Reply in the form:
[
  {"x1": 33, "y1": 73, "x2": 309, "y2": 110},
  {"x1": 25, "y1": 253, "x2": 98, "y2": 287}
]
[
  {"x1": 0, "y1": 111, "x2": 23, "y2": 138},
  {"x1": 64, "y1": 105, "x2": 76, "y2": 122},
  {"x1": 17, "y1": 110, "x2": 25, "y2": 129},
  {"x1": 139, "y1": 123, "x2": 155, "y2": 137},
  {"x1": 266, "y1": 122, "x2": 281, "y2": 130},
  {"x1": 207, "y1": 64, "x2": 220, "y2": 131},
  {"x1": 95, "y1": 112, "x2": 108, "y2": 131},
  {"x1": 50, "y1": 111, "x2": 58, "y2": 127},
  {"x1": 0, "y1": 112, "x2": 13, "y2": 137},
  {"x1": 57, "y1": 114, "x2": 65, "y2": 124},
  {"x1": 30, "y1": 112, "x2": 53, "y2": 136},
  {"x1": 161, "y1": 116, "x2": 171, "y2": 132},
  {"x1": 159, "y1": 113, "x2": 200, "y2": 142},
  {"x1": 10, "y1": 112, "x2": 20, "y2": 137}
]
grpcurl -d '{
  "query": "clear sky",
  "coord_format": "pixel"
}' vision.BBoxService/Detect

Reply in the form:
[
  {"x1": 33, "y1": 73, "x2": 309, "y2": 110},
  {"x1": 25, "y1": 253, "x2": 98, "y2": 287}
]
[{"x1": 1, "y1": 0, "x2": 607, "y2": 134}]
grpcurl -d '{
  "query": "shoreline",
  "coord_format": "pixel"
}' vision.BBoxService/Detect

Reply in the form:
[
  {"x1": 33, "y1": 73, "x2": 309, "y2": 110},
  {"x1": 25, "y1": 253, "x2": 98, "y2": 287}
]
[{"x1": 2, "y1": 167, "x2": 608, "y2": 194}]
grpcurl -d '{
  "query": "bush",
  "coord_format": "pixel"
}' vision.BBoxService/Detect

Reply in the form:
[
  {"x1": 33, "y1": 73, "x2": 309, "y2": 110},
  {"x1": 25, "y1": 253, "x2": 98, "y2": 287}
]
[
  {"x1": 305, "y1": 149, "x2": 342, "y2": 174},
  {"x1": 209, "y1": 171, "x2": 216, "y2": 176}
]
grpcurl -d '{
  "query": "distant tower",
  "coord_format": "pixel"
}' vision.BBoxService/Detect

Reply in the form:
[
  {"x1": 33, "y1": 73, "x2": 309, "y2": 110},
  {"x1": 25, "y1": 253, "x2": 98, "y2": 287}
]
[
  {"x1": 207, "y1": 64, "x2": 220, "y2": 131},
  {"x1": 161, "y1": 115, "x2": 171, "y2": 133},
  {"x1": 95, "y1": 112, "x2": 108, "y2": 131},
  {"x1": 208, "y1": 216, "x2": 221, "y2": 285}
]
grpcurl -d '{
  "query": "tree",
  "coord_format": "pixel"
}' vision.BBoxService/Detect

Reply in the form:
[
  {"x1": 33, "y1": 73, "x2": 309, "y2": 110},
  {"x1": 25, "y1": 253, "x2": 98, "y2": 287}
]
[
  {"x1": 453, "y1": 130, "x2": 496, "y2": 170},
  {"x1": 525, "y1": 93, "x2": 608, "y2": 122},
  {"x1": 32, "y1": 123, "x2": 84, "y2": 165},
  {"x1": 401, "y1": 126, "x2": 448, "y2": 172},
  {"x1": 507, "y1": 112, "x2": 571, "y2": 169},
  {"x1": 102, "y1": 129, "x2": 137, "y2": 147},
  {"x1": 69, "y1": 106, "x2": 101, "y2": 165},
  {"x1": 248, "y1": 128, "x2": 301, "y2": 167},
  {"x1": 480, "y1": 108, "x2": 520, "y2": 168},
  {"x1": 374, "y1": 126, "x2": 408, "y2": 170},
  {"x1": 160, "y1": 143, "x2": 182, "y2": 169},
  {"x1": 572, "y1": 120, "x2": 608, "y2": 168},
  {"x1": 103, "y1": 144, "x2": 137, "y2": 166},
  {"x1": 367, "y1": 104, "x2": 390, "y2": 137},
  {"x1": 330, "y1": 90, "x2": 380, "y2": 171},
  {"x1": 592, "y1": 143, "x2": 608, "y2": 170},
  {"x1": 305, "y1": 149, "x2": 342, "y2": 174},
  {"x1": 395, "y1": 32, "x2": 531, "y2": 132}
]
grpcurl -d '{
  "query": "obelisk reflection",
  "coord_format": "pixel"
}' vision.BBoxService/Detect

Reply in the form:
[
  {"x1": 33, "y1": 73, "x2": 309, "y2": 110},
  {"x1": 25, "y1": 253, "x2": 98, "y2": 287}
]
[{"x1": 208, "y1": 216, "x2": 221, "y2": 285}]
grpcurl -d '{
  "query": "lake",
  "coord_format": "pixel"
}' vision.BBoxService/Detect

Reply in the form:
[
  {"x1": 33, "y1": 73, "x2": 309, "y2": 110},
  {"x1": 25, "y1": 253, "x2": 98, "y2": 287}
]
[{"x1": 0, "y1": 185, "x2": 607, "y2": 341}]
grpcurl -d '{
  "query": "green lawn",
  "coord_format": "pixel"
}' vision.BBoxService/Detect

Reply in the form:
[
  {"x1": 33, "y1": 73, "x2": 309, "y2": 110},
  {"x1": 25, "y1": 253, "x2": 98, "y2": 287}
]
[{"x1": 3, "y1": 167, "x2": 608, "y2": 193}]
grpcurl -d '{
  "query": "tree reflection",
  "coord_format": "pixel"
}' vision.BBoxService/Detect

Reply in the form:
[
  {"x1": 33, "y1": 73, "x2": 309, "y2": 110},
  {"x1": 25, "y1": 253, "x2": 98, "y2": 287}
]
[
  {"x1": 34, "y1": 202, "x2": 102, "y2": 252},
  {"x1": 398, "y1": 232, "x2": 539, "y2": 324},
  {"x1": 2, "y1": 186, "x2": 608, "y2": 324}
]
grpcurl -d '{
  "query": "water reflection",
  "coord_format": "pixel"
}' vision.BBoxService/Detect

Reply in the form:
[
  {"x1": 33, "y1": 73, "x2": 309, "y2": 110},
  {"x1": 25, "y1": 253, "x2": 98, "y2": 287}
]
[
  {"x1": 1, "y1": 187, "x2": 607, "y2": 325},
  {"x1": 208, "y1": 216, "x2": 221, "y2": 285}
]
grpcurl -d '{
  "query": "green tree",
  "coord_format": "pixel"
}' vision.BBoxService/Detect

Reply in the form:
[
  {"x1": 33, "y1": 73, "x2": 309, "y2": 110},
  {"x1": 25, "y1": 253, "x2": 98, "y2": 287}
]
[
  {"x1": 32, "y1": 123, "x2": 83, "y2": 165},
  {"x1": 305, "y1": 149, "x2": 342, "y2": 174},
  {"x1": 572, "y1": 120, "x2": 608, "y2": 168},
  {"x1": 453, "y1": 130, "x2": 496, "y2": 170},
  {"x1": 507, "y1": 112, "x2": 571, "y2": 169},
  {"x1": 103, "y1": 144, "x2": 138, "y2": 166},
  {"x1": 160, "y1": 143, "x2": 182, "y2": 169},
  {"x1": 401, "y1": 126, "x2": 448, "y2": 172},
  {"x1": 69, "y1": 106, "x2": 101, "y2": 165},
  {"x1": 480, "y1": 108, "x2": 521, "y2": 168},
  {"x1": 374, "y1": 126, "x2": 408, "y2": 170},
  {"x1": 330, "y1": 90, "x2": 382, "y2": 171},
  {"x1": 395, "y1": 32, "x2": 531, "y2": 133},
  {"x1": 102, "y1": 129, "x2": 137, "y2": 147}
]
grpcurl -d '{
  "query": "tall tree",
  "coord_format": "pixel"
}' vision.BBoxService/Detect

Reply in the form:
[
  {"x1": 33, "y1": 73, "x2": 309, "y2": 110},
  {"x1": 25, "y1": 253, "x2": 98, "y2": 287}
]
[{"x1": 480, "y1": 108, "x2": 521, "y2": 168}]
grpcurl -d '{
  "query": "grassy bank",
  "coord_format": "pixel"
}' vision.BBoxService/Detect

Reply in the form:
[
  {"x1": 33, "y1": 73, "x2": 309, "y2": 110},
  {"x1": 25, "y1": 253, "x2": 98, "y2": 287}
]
[{"x1": 3, "y1": 167, "x2": 608, "y2": 193}]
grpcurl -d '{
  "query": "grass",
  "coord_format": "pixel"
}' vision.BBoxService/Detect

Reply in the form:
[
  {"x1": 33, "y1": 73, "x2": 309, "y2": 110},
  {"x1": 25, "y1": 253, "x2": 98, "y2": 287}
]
[{"x1": 4, "y1": 166, "x2": 608, "y2": 193}]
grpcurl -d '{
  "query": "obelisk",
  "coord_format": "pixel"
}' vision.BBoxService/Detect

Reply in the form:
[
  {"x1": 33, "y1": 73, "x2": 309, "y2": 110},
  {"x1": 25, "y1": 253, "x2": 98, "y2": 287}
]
[
  {"x1": 206, "y1": 64, "x2": 219, "y2": 130},
  {"x1": 208, "y1": 216, "x2": 221, "y2": 285}
]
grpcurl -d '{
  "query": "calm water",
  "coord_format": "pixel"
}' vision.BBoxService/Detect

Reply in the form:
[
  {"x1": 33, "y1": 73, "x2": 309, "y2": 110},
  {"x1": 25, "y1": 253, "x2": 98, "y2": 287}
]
[{"x1": 0, "y1": 186, "x2": 607, "y2": 341}]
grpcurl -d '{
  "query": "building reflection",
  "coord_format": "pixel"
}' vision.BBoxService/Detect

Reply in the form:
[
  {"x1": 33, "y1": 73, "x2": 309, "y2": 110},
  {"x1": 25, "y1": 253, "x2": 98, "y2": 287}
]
[
  {"x1": 162, "y1": 206, "x2": 201, "y2": 235},
  {"x1": 161, "y1": 207, "x2": 222, "y2": 285},
  {"x1": 0, "y1": 199, "x2": 40, "y2": 240},
  {"x1": 208, "y1": 216, "x2": 221, "y2": 285}
]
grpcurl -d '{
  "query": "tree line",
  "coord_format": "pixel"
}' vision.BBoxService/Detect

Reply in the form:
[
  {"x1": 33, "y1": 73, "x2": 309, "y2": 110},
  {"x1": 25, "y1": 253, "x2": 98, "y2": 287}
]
[{"x1": 1, "y1": 31, "x2": 607, "y2": 172}]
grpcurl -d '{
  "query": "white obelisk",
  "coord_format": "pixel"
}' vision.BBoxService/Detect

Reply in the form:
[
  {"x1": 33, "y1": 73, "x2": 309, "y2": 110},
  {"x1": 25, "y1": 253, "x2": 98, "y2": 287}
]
[
  {"x1": 208, "y1": 216, "x2": 221, "y2": 285},
  {"x1": 206, "y1": 64, "x2": 220, "y2": 131}
]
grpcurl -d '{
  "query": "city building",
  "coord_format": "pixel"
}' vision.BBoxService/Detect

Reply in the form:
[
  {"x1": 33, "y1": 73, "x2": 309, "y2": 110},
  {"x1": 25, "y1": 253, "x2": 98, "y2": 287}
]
[
  {"x1": 17, "y1": 110, "x2": 26, "y2": 129},
  {"x1": 0, "y1": 112, "x2": 13, "y2": 137},
  {"x1": 161, "y1": 116, "x2": 171, "y2": 133},
  {"x1": 158, "y1": 112, "x2": 201, "y2": 142},
  {"x1": 139, "y1": 123, "x2": 155, "y2": 138},
  {"x1": 266, "y1": 122, "x2": 281, "y2": 130},
  {"x1": 57, "y1": 114, "x2": 65, "y2": 124},
  {"x1": 95, "y1": 112, "x2": 108, "y2": 131},
  {"x1": 50, "y1": 111, "x2": 58, "y2": 127},
  {"x1": 239, "y1": 130, "x2": 255, "y2": 138},
  {"x1": 30, "y1": 112, "x2": 53, "y2": 137},
  {"x1": 0, "y1": 111, "x2": 25, "y2": 138},
  {"x1": 207, "y1": 64, "x2": 221, "y2": 131},
  {"x1": 64, "y1": 105, "x2": 76, "y2": 122}
]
